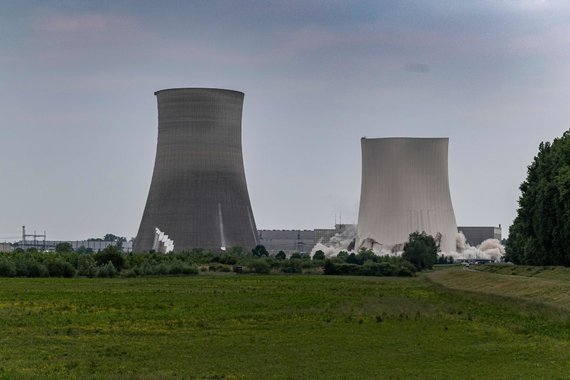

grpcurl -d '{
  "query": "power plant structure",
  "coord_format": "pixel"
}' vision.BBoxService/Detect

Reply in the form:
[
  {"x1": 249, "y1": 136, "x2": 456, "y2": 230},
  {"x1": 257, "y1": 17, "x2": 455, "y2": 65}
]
[
  {"x1": 134, "y1": 88, "x2": 259, "y2": 252},
  {"x1": 356, "y1": 137, "x2": 458, "y2": 253}
]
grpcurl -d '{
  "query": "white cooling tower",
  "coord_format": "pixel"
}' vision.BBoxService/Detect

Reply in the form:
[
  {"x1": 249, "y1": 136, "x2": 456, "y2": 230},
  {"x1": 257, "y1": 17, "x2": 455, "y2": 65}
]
[{"x1": 356, "y1": 137, "x2": 457, "y2": 252}]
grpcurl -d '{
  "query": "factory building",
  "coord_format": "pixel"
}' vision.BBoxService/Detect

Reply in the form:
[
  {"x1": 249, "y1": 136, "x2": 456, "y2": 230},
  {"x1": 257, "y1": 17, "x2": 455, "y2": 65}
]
[
  {"x1": 9, "y1": 240, "x2": 132, "y2": 252},
  {"x1": 356, "y1": 137, "x2": 458, "y2": 252},
  {"x1": 458, "y1": 226, "x2": 502, "y2": 246},
  {"x1": 134, "y1": 88, "x2": 258, "y2": 252},
  {"x1": 258, "y1": 224, "x2": 355, "y2": 254},
  {"x1": 258, "y1": 230, "x2": 315, "y2": 254}
]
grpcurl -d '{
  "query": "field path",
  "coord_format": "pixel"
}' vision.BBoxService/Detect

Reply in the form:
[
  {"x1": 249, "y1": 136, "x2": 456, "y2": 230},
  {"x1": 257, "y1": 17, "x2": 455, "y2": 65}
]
[{"x1": 427, "y1": 267, "x2": 570, "y2": 310}]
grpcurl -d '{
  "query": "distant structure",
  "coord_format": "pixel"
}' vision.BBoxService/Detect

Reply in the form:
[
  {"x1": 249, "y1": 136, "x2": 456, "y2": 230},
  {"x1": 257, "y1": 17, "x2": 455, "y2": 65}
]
[
  {"x1": 0, "y1": 243, "x2": 12, "y2": 253},
  {"x1": 458, "y1": 225, "x2": 502, "y2": 246},
  {"x1": 258, "y1": 224, "x2": 354, "y2": 254},
  {"x1": 134, "y1": 88, "x2": 258, "y2": 252},
  {"x1": 14, "y1": 239, "x2": 131, "y2": 252},
  {"x1": 356, "y1": 137, "x2": 458, "y2": 252},
  {"x1": 258, "y1": 230, "x2": 315, "y2": 254}
]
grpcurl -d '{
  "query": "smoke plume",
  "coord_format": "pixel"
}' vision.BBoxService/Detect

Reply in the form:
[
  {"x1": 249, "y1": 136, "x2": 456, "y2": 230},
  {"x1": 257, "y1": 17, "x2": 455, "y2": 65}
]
[{"x1": 311, "y1": 227, "x2": 506, "y2": 262}]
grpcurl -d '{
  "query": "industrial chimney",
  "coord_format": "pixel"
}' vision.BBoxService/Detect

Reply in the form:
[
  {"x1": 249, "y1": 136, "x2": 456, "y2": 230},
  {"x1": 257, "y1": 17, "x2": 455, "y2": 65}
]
[
  {"x1": 356, "y1": 137, "x2": 457, "y2": 252},
  {"x1": 134, "y1": 88, "x2": 258, "y2": 252}
]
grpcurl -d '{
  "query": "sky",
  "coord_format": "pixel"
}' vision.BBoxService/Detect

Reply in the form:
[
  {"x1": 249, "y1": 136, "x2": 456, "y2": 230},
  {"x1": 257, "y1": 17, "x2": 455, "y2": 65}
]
[{"x1": 1, "y1": 0, "x2": 569, "y2": 241}]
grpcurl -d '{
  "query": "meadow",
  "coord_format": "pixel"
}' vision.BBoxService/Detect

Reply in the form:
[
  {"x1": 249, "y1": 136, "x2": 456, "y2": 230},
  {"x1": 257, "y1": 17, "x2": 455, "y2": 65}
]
[{"x1": 0, "y1": 270, "x2": 569, "y2": 379}]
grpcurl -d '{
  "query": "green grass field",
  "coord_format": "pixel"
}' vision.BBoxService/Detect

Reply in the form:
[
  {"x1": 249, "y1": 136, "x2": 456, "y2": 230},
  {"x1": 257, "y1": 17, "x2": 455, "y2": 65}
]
[{"x1": 0, "y1": 272, "x2": 569, "y2": 379}]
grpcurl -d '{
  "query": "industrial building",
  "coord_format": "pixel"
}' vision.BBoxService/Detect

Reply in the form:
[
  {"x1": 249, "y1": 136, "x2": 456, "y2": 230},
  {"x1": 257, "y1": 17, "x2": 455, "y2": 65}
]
[
  {"x1": 14, "y1": 239, "x2": 131, "y2": 252},
  {"x1": 458, "y1": 226, "x2": 502, "y2": 246},
  {"x1": 356, "y1": 137, "x2": 458, "y2": 252},
  {"x1": 258, "y1": 224, "x2": 354, "y2": 254},
  {"x1": 134, "y1": 88, "x2": 258, "y2": 252},
  {"x1": 0, "y1": 243, "x2": 12, "y2": 253},
  {"x1": 258, "y1": 230, "x2": 315, "y2": 254}
]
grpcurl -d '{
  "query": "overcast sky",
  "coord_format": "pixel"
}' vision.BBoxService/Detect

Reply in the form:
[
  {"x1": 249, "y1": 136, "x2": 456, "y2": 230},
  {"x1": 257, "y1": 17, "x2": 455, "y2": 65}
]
[{"x1": 1, "y1": 0, "x2": 569, "y2": 241}]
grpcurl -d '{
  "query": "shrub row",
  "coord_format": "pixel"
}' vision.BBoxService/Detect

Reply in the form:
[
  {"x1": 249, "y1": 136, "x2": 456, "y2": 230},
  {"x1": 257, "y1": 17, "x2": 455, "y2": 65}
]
[{"x1": 323, "y1": 259, "x2": 416, "y2": 277}]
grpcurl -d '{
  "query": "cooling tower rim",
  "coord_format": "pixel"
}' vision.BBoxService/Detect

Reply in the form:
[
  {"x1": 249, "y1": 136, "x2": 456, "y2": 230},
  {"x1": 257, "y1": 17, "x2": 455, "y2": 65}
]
[
  {"x1": 361, "y1": 136, "x2": 449, "y2": 141},
  {"x1": 154, "y1": 88, "x2": 244, "y2": 96}
]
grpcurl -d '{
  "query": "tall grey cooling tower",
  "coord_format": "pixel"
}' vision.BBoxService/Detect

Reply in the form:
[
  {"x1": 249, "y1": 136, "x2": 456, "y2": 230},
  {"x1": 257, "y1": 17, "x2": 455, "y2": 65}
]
[
  {"x1": 356, "y1": 137, "x2": 457, "y2": 252},
  {"x1": 134, "y1": 88, "x2": 258, "y2": 252}
]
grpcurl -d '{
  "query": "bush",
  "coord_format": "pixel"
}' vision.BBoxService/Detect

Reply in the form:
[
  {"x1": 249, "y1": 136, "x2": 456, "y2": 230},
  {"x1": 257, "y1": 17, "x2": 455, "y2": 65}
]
[
  {"x1": 182, "y1": 265, "x2": 199, "y2": 275},
  {"x1": 281, "y1": 259, "x2": 303, "y2": 274},
  {"x1": 323, "y1": 259, "x2": 337, "y2": 275},
  {"x1": 96, "y1": 261, "x2": 117, "y2": 278},
  {"x1": 323, "y1": 258, "x2": 415, "y2": 277},
  {"x1": 95, "y1": 245, "x2": 125, "y2": 271},
  {"x1": 47, "y1": 259, "x2": 76, "y2": 277},
  {"x1": 26, "y1": 261, "x2": 49, "y2": 278},
  {"x1": 337, "y1": 251, "x2": 349, "y2": 261},
  {"x1": 249, "y1": 260, "x2": 270, "y2": 274},
  {"x1": 169, "y1": 260, "x2": 184, "y2": 275},
  {"x1": 77, "y1": 254, "x2": 97, "y2": 278},
  {"x1": 155, "y1": 262, "x2": 169, "y2": 275},
  {"x1": 275, "y1": 251, "x2": 286, "y2": 260},
  {"x1": 312, "y1": 250, "x2": 325, "y2": 261},
  {"x1": 0, "y1": 259, "x2": 16, "y2": 277}
]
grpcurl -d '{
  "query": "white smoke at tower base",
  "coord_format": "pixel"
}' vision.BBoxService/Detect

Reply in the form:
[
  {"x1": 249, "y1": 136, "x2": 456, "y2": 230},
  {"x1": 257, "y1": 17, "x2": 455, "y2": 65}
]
[{"x1": 311, "y1": 229, "x2": 505, "y2": 262}]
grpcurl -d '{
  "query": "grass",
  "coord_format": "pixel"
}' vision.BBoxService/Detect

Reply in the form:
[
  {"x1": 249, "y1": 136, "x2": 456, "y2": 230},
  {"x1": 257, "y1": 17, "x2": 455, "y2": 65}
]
[
  {"x1": 429, "y1": 266, "x2": 570, "y2": 310},
  {"x1": 0, "y1": 274, "x2": 569, "y2": 379},
  {"x1": 473, "y1": 264, "x2": 570, "y2": 282}
]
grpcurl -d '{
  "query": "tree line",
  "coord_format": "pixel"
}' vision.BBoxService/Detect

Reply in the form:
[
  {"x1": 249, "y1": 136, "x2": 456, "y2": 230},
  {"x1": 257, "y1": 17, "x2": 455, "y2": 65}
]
[
  {"x1": 0, "y1": 231, "x2": 446, "y2": 278},
  {"x1": 507, "y1": 130, "x2": 570, "y2": 266}
]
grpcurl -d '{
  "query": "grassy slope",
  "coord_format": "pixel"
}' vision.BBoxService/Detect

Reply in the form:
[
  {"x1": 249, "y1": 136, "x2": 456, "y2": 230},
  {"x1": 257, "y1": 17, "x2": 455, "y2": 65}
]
[
  {"x1": 474, "y1": 264, "x2": 570, "y2": 282},
  {"x1": 428, "y1": 267, "x2": 570, "y2": 310},
  {"x1": 0, "y1": 275, "x2": 568, "y2": 379}
]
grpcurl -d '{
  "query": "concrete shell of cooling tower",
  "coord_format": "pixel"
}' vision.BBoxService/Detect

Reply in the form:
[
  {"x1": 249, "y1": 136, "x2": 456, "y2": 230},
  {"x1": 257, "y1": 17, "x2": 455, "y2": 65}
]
[
  {"x1": 356, "y1": 137, "x2": 457, "y2": 253},
  {"x1": 134, "y1": 88, "x2": 258, "y2": 252}
]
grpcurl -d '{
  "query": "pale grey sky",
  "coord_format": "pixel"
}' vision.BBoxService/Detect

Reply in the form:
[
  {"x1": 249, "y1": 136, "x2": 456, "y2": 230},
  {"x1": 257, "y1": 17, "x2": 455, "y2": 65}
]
[{"x1": 1, "y1": 0, "x2": 569, "y2": 241}]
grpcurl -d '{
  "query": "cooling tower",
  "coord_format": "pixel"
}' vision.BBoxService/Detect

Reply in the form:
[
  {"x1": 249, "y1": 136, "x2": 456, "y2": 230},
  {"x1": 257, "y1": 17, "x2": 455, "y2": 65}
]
[
  {"x1": 356, "y1": 137, "x2": 457, "y2": 252},
  {"x1": 134, "y1": 88, "x2": 258, "y2": 252}
]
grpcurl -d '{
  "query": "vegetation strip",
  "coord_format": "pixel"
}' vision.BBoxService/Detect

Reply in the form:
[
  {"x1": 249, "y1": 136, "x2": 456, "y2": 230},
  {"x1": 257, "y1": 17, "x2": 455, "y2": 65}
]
[
  {"x1": 0, "y1": 275, "x2": 569, "y2": 378},
  {"x1": 427, "y1": 267, "x2": 570, "y2": 310}
]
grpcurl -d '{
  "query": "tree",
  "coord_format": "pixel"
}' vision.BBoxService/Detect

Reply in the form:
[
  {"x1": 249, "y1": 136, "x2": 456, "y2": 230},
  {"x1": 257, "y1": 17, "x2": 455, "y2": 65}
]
[
  {"x1": 76, "y1": 246, "x2": 94, "y2": 254},
  {"x1": 275, "y1": 251, "x2": 286, "y2": 260},
  {"x1": 402, "y1": 231, "x2": 438, "y2": 271},
  {"x1": 336, "y1": 251, "x2": 349, "y2": 261},
  {"x1": 77, "y1": 254, "x2": 97, "y2": 278},
  {"x1": 55, "y1": 242, "x2": 73, "y2": 253},
  {"x1": 95, "y1": 245, "x2": 125, "y2": 271},
  {"x1": 103, "y1": 234, "x2": 119, "y2": 242},
  {"x1": 507, "y1": 131, "x2": 570, "y2": 266},
  {"x1": 251, "y1": 245, "x2": 269, "y2": 258},
  {"x1": 312, "y1": 250, "x2": 325, "y2": 261}
]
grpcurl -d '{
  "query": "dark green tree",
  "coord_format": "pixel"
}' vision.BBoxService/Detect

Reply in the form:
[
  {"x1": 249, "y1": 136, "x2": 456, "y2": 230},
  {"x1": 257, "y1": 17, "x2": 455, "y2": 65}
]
[
  {"x1": 312, "y1": 250, "x2": 325, "y2": 261},
  {"x1": 103, "y1": 234, "x2": 119, "y2": 242},
  {"x1": 251, "y1": 245, "x2": 269, "y2": 258},
  {"x1": 95, "y1": 245, "x2": 125, "y2": 271},
  {"x1": 507, "y1": 130, "x2": 570, "y2": 266},
  {"x1": 336, "y1": 251, "x2": 349, "y2": 261},
  {"x1": 275, "y1": 251, "x2": 286, "y2": 260},
  {"x1": 55, "y1": 242, "x2": 73, "y2": 253},
  {"x1": 402, "y1": 231, "x2": 438, "y2": 270}
]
